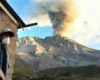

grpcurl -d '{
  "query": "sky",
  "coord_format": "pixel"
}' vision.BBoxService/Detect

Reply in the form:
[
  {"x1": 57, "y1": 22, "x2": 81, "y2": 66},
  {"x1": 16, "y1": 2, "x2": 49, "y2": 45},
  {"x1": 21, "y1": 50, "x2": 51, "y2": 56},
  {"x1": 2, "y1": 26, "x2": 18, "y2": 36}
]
[
  {"x1": 7, "y1": 0, "x2": 100, "y2": 50},
  {"x1": 7, "y1": 0, "x2": 53, "y2": 38}
]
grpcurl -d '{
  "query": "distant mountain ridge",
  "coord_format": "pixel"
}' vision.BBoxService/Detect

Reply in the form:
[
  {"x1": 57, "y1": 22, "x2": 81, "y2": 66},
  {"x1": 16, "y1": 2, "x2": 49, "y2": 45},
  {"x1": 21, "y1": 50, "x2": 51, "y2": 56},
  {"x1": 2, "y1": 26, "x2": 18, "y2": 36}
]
[{"x1": 16, "y1": 36, "x2": 100, "y2": 71}]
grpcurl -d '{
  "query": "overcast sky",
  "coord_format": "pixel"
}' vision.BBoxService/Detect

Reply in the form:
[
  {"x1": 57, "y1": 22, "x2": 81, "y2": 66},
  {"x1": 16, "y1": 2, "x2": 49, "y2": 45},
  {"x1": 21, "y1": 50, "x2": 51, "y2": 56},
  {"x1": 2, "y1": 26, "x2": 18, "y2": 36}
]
[{"x1": 7, "y1": 0, "x2": 100, "y2": 50}]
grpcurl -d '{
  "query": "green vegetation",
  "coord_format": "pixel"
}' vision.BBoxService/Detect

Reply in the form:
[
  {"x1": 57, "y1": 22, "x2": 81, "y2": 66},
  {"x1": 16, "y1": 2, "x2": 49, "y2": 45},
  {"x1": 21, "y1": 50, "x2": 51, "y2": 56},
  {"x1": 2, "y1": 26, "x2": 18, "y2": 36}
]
[
  {"x1": 13, "y1": 63, "x2": 100, "y2": 80},
  {"x1": 13, "y1": 56, "x2": 37, "y2": 80}
]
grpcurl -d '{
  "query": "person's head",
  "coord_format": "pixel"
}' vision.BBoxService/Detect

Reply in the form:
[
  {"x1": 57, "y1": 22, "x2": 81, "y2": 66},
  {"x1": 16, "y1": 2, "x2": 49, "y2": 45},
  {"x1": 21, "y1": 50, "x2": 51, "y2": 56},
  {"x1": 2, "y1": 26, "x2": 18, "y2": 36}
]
[{"x1": 0, "y1": 28, "x2": 14, "y2": 46}]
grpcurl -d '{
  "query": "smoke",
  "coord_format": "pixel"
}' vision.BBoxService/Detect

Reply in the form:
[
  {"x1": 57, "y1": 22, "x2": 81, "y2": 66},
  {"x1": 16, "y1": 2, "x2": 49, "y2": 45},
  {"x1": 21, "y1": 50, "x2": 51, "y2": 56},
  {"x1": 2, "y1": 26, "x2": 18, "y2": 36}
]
[
  {"x1": 30, "y1": 0, "x2": 100, "y2": 49},
  {"x1": 31, "y1": 0, "x2": 79, "y2": 36}
]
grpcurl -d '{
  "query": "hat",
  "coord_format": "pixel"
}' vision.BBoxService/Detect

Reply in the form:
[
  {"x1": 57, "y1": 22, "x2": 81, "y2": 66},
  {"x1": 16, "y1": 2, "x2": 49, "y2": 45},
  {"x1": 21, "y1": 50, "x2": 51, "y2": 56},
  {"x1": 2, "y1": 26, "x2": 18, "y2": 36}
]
[{"x1": 0, "y1": 28, "x2": 14, "y2": 37}]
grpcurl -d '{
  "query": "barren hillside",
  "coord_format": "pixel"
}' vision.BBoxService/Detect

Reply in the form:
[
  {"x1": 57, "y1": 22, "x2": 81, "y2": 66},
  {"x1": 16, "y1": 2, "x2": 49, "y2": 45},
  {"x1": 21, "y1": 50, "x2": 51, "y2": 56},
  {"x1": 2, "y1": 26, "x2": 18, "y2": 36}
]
[{"x1": 15, "y1": 36, "x2": 100, "y2": 71}]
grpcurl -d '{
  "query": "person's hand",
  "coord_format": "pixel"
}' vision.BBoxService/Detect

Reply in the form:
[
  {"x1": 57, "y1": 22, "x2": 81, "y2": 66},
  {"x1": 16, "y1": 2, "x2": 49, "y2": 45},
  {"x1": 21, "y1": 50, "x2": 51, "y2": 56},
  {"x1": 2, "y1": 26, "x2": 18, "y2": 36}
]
[{"x1": 0, "y1": 69, "x2": 5, "y2": 80}]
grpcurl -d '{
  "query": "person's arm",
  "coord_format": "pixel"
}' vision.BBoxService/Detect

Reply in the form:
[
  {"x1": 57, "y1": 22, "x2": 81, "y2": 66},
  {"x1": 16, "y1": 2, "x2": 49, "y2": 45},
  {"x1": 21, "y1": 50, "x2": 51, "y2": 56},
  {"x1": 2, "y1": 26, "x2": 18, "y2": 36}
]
[{"x1": 7, "y1": 49, "x2": 10, "y2": 68}]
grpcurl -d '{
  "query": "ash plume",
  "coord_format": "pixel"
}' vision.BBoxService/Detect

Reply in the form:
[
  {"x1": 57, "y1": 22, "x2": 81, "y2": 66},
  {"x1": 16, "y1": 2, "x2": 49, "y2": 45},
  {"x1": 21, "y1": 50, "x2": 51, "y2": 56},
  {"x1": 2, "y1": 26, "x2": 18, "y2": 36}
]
[{"x1": 32, "y1": 0, "x2": 79, "y2": 36}]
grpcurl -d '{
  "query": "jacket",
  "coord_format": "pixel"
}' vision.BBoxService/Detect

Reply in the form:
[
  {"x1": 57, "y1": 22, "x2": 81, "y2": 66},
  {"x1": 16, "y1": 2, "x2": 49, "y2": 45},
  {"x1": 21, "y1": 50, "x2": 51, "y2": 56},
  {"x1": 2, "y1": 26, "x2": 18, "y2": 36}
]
[
  {"x1": 0, "y1": 42, "x2": 9, "y2": 76},
  {"x1": 0, "y1": 43, "x2": 3, "y2": 68}
]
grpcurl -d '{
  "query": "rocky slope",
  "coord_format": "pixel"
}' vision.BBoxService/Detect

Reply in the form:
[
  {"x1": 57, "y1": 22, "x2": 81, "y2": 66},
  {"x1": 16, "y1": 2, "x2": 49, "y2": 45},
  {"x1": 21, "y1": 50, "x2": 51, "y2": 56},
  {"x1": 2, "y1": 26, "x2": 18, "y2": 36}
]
[{"x1": 16, "y1": 36, "x2": 100, "y2": 71}]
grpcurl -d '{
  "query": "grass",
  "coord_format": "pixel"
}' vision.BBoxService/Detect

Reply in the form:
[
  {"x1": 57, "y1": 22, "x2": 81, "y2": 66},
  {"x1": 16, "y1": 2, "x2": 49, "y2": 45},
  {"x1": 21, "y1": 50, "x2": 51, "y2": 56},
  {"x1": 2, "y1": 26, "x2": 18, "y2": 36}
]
[
  {"x1": 12, "y1": 56, "x2": 37, "y2": 80},
  {"x1": 13, "y1": 63, "x2": 100, "y2": 80}
]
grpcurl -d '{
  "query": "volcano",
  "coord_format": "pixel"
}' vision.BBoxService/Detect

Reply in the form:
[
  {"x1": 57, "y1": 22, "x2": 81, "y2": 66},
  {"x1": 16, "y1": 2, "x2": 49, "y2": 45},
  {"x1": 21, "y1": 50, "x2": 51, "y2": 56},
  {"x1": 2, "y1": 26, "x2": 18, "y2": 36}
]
[{"x1": 16, "y1": 35, "x2": 100, "y2": 71}]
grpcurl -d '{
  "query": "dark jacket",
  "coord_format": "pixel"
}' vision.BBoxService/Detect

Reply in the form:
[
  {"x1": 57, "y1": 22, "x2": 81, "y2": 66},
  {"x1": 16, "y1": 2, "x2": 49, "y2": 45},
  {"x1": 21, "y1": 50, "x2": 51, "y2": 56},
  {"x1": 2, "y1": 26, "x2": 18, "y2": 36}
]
[
  {"x1": 0, "y1": 42, "x2": 9, "y2": 76},
  {"x1": 0, "y1": 44, "x2": 3, "y2": 68}
]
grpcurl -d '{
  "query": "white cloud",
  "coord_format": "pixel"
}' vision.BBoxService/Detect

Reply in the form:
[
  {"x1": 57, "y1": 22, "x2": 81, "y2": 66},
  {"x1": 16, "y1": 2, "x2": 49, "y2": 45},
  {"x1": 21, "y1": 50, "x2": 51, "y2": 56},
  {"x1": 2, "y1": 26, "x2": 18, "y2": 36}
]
[
  {"x1": 66, "y1": 0, "x2": 100, "y2": 47},
  {"x1": 24, "y1": 14, "x2": 52, "y2": 27}
]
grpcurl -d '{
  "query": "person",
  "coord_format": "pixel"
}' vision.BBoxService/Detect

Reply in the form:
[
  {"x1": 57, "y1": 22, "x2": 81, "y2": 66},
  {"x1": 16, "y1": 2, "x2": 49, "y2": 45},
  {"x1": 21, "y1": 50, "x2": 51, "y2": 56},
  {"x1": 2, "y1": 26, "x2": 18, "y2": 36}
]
[
  {"x1": 0, "y1": 69, "x2": 5, "y2": 80},
  {"x1": 0, "y1": 28, "x2": 14, "y2": 79}
]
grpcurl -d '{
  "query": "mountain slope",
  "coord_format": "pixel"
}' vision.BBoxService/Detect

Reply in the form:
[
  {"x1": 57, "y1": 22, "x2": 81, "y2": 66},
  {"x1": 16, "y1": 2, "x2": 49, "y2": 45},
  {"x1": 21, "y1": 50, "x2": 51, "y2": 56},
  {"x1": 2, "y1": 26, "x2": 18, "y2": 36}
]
[{"x1": 16, "y1": 36, "x2": 100, "y2": 71}]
